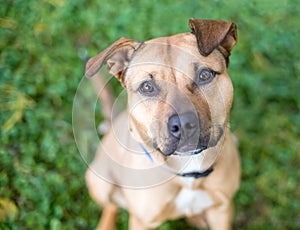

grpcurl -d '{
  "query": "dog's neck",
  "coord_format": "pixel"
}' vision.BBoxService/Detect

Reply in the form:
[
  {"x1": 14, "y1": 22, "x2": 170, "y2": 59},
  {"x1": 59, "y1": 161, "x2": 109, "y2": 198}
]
[{"x1": 139, "y1": 143, "x2": 214, "y2": 179}]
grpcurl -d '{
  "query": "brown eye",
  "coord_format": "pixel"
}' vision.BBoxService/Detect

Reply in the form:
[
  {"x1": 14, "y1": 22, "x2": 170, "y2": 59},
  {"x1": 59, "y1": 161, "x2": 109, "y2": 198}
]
[
  {"x1": 139, "y1": 81, "x2": 157, "y2": 96},
  {"x1": 197, "y1": 68, "x2": 216, "y2": 84},
  {"x1": 141, "y1": 81, "x2": 153, "y2": 92}
]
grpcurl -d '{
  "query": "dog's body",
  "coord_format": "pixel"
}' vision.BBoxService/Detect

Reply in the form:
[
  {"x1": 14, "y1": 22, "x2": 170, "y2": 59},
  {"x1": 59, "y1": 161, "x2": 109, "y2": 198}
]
[{"x1": 85, "y1": 19, "x2": 240, "y2": 230}]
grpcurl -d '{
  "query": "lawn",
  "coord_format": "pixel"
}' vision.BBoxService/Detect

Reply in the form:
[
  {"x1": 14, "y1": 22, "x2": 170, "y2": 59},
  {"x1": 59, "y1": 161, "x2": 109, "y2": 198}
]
[{"x1": 1, "y1": 0, "x2": 299, "y2": 229}]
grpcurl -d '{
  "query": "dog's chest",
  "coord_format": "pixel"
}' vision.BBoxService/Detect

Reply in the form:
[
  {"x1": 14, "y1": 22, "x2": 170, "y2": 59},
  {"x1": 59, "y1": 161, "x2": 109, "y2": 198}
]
[{"x1": 173, "y1": 178, "x2": 214, "y2": 216}]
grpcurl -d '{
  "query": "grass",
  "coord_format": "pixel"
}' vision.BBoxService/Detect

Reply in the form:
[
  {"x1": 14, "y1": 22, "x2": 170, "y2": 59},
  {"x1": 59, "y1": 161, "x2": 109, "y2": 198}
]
[{"x1": 1, "y1": 0, "x2": 299, "y2": 229}]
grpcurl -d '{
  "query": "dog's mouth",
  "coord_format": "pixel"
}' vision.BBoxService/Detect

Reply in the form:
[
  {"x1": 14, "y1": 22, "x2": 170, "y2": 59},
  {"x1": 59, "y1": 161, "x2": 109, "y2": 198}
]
[
  {"x1": 153, "y1": 141, "x2": 208, "y2": 156},
  {"x1": 153, "y1": 125, "x2": 224, "y2": 157},
  {"x1": 174, "y1": 145, "x2": 207, "y2": 156}
]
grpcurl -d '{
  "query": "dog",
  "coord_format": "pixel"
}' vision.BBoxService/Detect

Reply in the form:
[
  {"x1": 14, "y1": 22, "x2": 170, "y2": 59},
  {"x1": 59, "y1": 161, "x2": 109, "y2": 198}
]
[{"x1": 85, "y1": 18, "x2": 240, "y2": 230}]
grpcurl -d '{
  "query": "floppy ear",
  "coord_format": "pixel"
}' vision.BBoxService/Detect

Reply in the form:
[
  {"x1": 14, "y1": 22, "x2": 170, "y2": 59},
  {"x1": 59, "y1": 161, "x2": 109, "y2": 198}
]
[
  {"x1": 189, "y1": 18, "x2": 237, "y2": 60},
  {"x1": 85, "y1": 37, "x2": 141, "y2": 83}
]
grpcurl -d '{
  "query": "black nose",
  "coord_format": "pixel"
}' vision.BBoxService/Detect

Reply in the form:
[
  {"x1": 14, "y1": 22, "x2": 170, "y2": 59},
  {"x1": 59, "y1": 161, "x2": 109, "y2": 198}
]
[{"x1": 168, "y1": 112, "x2": 198, "y2": 139}]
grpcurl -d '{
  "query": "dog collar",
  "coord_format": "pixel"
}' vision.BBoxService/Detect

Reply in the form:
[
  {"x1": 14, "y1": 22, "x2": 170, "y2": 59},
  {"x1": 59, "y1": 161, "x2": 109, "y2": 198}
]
[
  {"x1": 139, "y1": 143, "x2": 213, "y2": 179},
  {"x1": 176, "y1": 167, "x2": 213, "y2": 178}
]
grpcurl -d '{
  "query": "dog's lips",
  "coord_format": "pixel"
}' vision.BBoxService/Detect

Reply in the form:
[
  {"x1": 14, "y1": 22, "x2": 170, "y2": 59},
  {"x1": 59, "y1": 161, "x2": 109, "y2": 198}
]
[
  {"x1": 153, "y1": 138, "x2": 209, "y2": 156},
  {"x1": 173, "y1": 146, "x2": 207, "y2": 156}
]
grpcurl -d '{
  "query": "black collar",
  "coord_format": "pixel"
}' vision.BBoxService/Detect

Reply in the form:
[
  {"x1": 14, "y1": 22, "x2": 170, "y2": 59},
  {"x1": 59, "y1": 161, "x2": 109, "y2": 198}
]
[{"x1": 176, "y1": 167, "x2": 214, "y2": 178}]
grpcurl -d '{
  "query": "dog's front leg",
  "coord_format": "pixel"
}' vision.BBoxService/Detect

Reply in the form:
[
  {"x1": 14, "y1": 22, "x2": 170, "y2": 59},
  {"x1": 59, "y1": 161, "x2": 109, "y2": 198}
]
[
  {"x1": 205, "y1": 192, "x2": 234, "y2": 230},
  {"x1": 129, "y1": 214, "x2": 154, "y2": 230},
  {"x1": 205, "y1": 204, "x2": 233, "y2": 230},
  {"x1": 96, "y1": 203, "x2": 118, "y2": 230}
]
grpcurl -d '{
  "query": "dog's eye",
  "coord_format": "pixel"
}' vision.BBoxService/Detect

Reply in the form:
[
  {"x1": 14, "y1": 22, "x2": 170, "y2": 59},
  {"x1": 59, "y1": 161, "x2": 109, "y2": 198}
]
[
  {"x1": 197, "y1": 68, "x2": 216, "y2": 84},
  {"x1": 138, "y1": 81, "x2": 156, "y2": 95}
]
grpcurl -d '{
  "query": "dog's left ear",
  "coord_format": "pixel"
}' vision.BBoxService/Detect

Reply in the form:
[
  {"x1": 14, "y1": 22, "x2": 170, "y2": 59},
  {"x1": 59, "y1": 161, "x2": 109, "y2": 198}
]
[
  {"x1": 85, "y1": 37, "x2": 141, "y2": 83},
  {"x1": 189, "y1": 18, "x2": 237, "y2": 60}
]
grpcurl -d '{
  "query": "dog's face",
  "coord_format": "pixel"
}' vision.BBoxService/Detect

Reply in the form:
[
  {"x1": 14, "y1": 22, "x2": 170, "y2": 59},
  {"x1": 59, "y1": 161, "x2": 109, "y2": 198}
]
[
  {"x1": 126, "y1": 33, "x2": 233, "y2": 157},
  {"x1": 86, "y1": 19, "x2": 237, "y2": 163}
]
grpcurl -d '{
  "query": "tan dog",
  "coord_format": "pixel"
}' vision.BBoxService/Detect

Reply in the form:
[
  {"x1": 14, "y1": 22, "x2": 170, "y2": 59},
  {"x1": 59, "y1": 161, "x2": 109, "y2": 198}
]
[{"x1": 85, "y1": 18, "x2": 240, "y2": 230}]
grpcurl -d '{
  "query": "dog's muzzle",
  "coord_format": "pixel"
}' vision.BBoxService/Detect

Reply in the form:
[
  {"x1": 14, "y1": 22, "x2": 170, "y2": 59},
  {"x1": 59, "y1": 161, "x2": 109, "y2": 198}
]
[{"x1": 153, "y1": 112, "x2": 211, "y2": 156}]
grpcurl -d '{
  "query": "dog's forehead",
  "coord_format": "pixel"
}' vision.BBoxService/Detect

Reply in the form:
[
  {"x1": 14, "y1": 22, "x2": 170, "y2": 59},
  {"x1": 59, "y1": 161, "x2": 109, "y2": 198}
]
[
  {"x1": 130, "y1": 33, "x2": 226, "y2": 72},
  {"x1": 132, "y1": 33, "x2": 200, "y2": 63},
  {"x1": 146, "y1": 33, "x2": 198, "y2": 52}
]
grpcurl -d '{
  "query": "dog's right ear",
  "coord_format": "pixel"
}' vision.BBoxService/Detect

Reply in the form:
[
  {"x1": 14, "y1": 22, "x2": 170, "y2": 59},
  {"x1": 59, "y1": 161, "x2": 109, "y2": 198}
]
[{"x1": 85, "y1": 37, "x2": 141, "y2": 84}]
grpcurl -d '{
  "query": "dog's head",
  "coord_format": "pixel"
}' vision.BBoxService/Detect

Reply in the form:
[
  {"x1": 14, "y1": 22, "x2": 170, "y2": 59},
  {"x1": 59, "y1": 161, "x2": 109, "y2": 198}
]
[{"x1": 86, "y1": 19, "x2": 237, "y2": 161}]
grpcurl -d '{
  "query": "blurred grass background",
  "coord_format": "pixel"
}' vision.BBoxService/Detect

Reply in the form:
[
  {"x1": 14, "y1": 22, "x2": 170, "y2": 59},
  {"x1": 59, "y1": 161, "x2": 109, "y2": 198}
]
[{"x1": 1, "y1": 0, "x2": 299, "y2": 229}]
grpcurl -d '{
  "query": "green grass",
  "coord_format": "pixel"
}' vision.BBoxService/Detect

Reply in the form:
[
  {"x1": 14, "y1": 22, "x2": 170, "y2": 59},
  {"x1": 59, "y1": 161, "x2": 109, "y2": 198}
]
[{"x1": 1, "y1": 0, "x2": 299, "y2": 229}]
